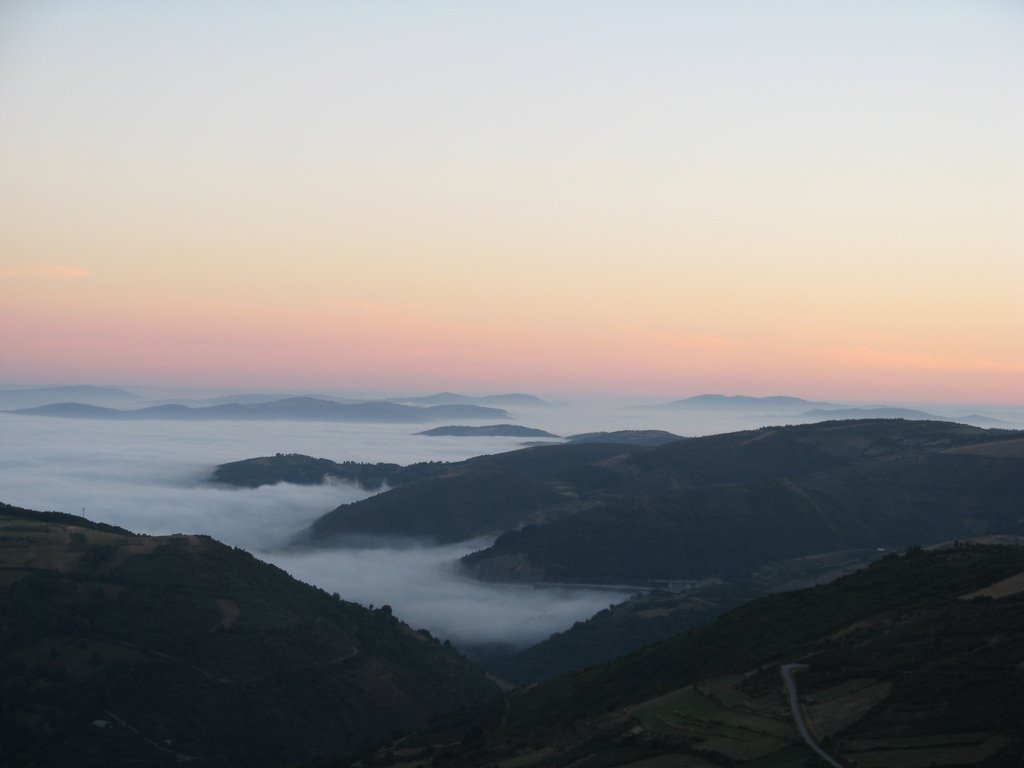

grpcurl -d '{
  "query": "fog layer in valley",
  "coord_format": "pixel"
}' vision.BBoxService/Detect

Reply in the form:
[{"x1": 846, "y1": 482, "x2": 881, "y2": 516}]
[
  {"x1": 265, "y1": 544, "x2": 631, "y2": 647},
  {"x1": 0, "y1": 412, "x2": 634, "y2": 646},
  {"x1": 3, "y1": 395, "x2": 1020, "y2": 647}
]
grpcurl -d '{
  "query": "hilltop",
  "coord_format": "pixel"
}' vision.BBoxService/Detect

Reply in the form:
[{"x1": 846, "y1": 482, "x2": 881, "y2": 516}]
[{"x1": 0, "y1": 503, "x2": 498, "y2": 767}]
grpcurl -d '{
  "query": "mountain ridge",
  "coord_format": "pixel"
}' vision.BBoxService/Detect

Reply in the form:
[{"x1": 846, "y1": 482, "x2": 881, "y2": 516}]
[
  {"x1": 10, "y1": 397, "x2": 508, "y2": 423},
  {"x1": 299, "y1": 420, "x2": 1024, "y2": 585}
]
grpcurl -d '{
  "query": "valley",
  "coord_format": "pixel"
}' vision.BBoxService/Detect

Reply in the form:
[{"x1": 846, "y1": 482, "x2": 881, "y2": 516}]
[{"x1": 4, "y1": 405, "x2": 1023, "y2": 767}]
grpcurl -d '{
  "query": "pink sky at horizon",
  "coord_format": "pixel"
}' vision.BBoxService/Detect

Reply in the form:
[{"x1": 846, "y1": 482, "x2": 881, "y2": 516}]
[{"x1": 1, "y1": 2, "x2": 1022, "y2": 404}]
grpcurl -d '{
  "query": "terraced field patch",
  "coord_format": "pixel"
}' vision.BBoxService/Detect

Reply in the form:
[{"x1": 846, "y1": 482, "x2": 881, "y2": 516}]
[
  {"x1": 803, "y1": 680, "x2": 891, "y2": 738},
  {"x1": 960, "y1": 569, "x2": 1024, "y2": 599},
  {"x1": 629, "y1": 679, "x2": 797, "y2": 762}
]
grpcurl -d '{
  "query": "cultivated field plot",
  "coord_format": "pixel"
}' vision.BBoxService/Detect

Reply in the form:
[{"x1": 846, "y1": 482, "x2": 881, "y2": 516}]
[
  {"x1": 628, "y1": 676, "x2": 797, "y2": 763},
  {"x1": 802, "y1": 678, "x2": 892, "y2": 738}
]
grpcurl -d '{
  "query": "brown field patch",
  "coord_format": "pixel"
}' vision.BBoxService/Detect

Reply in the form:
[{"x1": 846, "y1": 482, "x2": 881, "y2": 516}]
[
  {"x1": 804, "y1": 680, "x2": 891, "y2": 739},
  {"x1": 942, "y1": 439, "x2": 1024, "y2": 458},
  {"x1": 960, "y1": 570, "x2": 1024, "y2": 600},
  {"x1": 97, "y1": 538, "x2": 161, "y2": 574}
]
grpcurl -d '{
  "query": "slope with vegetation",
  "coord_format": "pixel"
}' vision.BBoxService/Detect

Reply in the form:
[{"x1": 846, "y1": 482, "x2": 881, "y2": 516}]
[
  {"x1": 479, "y1": 548, "x2": 888, "y2": 685},
  {"x1": 0, "y1": 503, "x2": 499, "y2": 768}
]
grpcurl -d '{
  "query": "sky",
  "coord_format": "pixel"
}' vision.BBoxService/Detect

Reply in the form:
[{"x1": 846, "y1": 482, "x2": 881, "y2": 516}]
[{"x1": 1, "y1": 1, "x2": 1022, "y2": 402}]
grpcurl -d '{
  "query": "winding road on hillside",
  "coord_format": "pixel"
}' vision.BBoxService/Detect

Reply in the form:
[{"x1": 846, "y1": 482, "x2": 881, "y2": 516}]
[{"x1": 781, "y1": 663, "x2": 844, "y2": 768}]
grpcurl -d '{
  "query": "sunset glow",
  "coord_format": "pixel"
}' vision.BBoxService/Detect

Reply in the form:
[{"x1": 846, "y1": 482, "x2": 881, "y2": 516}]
[{"x1": 2, "y1": 2, "x2": 1022, "y2": 402}]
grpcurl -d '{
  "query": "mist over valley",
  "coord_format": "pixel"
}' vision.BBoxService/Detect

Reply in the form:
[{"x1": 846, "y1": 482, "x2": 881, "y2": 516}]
[
  {"x1": 4, "y1": 391, "x2": 1022, "y2": 648},
  {"x1": 4, "y1": 389, "x2": 1024, "y2": 765}
]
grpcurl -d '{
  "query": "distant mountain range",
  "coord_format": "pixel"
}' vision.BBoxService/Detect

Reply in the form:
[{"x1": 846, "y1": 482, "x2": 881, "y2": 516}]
[
  {"x1": 9, "y1": 397, "x2": 508, "y2": 423},
  {"x1": 804, "y1": 406, "x2": 1007, "y2": 426},
  {"x1": 0, "y1": 385, "x2": 140, "y2": 409},
  {"x1": 648, "y1": 394, "x2": 1008, "y2": 427},
  {"x1": 151, "y1": 392, "x2": 367, "y2": 407},
  {"x1": 389, "y1": 392, "x2": 556, "y2": 407},
  {"x1": 654, "y1": 394, "x2": 833, "y2": 409}
]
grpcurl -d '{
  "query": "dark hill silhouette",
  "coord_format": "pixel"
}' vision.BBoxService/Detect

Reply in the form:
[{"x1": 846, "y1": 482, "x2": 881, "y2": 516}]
[{"x1": 211, "y1": 453, "x2": 444, "y2": 490}]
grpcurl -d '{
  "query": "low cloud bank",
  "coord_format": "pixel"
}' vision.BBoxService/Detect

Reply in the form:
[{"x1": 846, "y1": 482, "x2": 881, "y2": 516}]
[
  {"x1": 0, "y1": 414, "x2": 631, "y2": 646},
  {"x1": 266, "y1": 543, "x2": 631, "y2": 648},
  {"x1": 0, "y1": 416, "x2": 372, "y2": 550}
]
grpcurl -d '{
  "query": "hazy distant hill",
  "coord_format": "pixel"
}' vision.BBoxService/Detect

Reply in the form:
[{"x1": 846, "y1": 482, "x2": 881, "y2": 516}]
[
  {"x1": 416, "y1": 424, "x2": 559, "y2": 438},
  {"x1": 304, "y1": 420, "x2": 1024, "y2": 584},
  {"x1": 804, "y1": 406, "x2": 1007, "y2": 426},
  {"x1": 10, "y1": 396, "x2": 508, "y2": 423},
  {"x1": 371, "y1": 544, "x2": 1024, "y2": 767},
  {"x1": 154, "y1": 392, "x2": 366, "y2": 407},
  {"x1": 654, "y1": 393, "x2": 832, "y2": 409},
  {"x1": 0, "y1": 385, "x2": 140, "y2": 409},
  {"x1": 804, "y1": 405, "x2": 940, "y2": 420},
  {"x1": 0, "y1": 503, "x2": 498, "y2": 767},
  {"x1": 390, "y1": 392, "x2": 555, "y2": 407}
]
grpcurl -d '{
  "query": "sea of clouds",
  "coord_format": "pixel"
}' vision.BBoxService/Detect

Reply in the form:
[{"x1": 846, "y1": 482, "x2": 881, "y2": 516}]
[
  {"x1": 0, "y1": 411, "x2": 637, "y2": 647},
  {"x1": 3, "y1": 396, "x2": 1020, "y2": 648}
]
